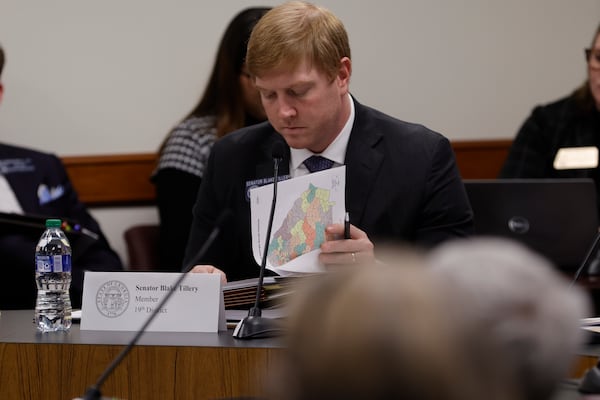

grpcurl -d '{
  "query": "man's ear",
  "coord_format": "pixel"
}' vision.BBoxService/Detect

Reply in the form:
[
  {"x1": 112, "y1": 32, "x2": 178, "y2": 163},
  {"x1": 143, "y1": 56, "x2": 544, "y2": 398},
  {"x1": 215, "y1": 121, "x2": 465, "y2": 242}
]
[
  {"x1": 0, "y1": 83, "x2": 4, "y2": 105},
  {"x1": 337, "y1": 57, "x2": 351, "y2": 92}
]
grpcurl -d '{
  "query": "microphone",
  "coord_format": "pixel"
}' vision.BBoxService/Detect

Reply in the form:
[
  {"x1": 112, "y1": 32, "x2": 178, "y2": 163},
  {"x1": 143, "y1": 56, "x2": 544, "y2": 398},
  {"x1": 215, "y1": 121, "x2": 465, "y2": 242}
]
[
  {"x1": 570, "y1": 230, "x2": 600, "y2": 288},
  {"x1": 575, "y1": 231, "x2": 600, "y2": 394},
  {"x1": 233, "y1": 141, "x2": 286, "y2": 339},
  {"x1": 80, "y1": 211, "x2": 231, "y2": 400}
]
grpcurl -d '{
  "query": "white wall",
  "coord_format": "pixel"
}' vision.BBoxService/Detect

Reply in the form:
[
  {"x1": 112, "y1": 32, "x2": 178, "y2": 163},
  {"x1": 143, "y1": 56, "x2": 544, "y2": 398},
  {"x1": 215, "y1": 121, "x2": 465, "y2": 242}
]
[{"x1": 0, "y1": 1, "x2": 598, "y2": 264}]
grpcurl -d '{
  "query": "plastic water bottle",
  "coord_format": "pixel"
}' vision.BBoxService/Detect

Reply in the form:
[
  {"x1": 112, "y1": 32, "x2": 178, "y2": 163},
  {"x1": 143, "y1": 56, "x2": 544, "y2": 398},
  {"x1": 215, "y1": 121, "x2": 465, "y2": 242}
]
[{"x1": 34, "y1": 218, "x2": 72, "y2": 332}]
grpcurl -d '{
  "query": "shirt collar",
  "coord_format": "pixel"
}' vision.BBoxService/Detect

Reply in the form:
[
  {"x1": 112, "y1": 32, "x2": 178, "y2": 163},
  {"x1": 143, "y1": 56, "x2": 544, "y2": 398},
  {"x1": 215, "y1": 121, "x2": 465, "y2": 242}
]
[
  {"x1": 290, "y1": 94, "x2": 355, "y2": 176},
  {"x1": 0, "y1": 174, "x2": 23, "y2": 214}
]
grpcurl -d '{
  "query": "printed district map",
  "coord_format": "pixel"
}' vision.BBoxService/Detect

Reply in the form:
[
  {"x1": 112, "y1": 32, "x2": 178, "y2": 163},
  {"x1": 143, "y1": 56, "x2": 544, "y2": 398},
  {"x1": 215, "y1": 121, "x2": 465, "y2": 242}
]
[{"x1": 267, "y1": 183, "x2": 335, "y2": 266}]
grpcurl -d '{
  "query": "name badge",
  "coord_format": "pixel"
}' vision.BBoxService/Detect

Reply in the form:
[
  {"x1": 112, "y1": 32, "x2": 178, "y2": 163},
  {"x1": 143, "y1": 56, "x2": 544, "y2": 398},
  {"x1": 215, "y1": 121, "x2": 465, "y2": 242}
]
[
  {"x1": 245, "y1": 174, "x2": 291, "y2": 201},
  {"x1": 553, "y1": 146, "x2": 599, "y2": 170},
  {"x1": 80, "y1": 272, "x2": 226, "y2": 332}
]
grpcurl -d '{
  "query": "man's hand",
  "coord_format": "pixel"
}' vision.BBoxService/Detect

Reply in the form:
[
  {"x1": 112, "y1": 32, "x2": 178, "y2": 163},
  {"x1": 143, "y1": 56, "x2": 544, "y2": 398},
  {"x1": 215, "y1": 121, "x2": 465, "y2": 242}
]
[
  {"x1": 190, "y1": 265, "x2": 227, "y2": 284},
  {"x1": 319, "y1": 222, "x2": 375, "y2": 266}
]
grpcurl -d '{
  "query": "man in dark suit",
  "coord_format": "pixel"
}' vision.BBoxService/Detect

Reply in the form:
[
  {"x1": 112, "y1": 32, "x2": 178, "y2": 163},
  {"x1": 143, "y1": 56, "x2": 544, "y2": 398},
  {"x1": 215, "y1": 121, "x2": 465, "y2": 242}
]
[
  {"x1": 0, "y1": 44, "x2": 123, "y2": 309},
  {"x1": 183, "y1": 1, "x2": 473, "y2": 282}
]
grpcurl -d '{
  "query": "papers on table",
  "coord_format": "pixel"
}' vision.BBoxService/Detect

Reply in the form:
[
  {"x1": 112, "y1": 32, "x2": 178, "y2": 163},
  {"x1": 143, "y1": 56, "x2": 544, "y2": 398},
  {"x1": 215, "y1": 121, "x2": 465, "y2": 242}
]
[
  {"x1": 581, "y1": 317, "x2": 600, "y2": 326},
  {"x1": 582, "y1": 317, "x2": 600, "y2": 333},
  {"x1": 222, "y1": 276, "x2": 299, "y2": 310}
]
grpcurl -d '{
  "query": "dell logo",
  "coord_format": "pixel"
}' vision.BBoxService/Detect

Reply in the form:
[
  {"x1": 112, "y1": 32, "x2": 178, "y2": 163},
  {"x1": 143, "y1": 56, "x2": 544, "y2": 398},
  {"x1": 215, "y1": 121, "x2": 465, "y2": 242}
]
[{"x1": 507, "y1": 216, "x2": 530, "y2": 234}]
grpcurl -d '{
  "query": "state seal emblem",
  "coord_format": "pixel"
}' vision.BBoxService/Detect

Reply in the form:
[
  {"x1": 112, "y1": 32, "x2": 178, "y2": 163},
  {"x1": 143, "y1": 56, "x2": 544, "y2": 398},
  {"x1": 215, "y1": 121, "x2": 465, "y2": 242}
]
[{"x1": 96, "y1": 280, "x2": 130, "y2": 317}]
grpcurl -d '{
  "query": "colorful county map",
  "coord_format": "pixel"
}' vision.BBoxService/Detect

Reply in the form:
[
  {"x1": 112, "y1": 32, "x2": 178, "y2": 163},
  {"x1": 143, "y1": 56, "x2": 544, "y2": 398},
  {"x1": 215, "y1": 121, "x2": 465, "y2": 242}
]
[{"x1": 267, "y1": 183, "x2": 335, "y2": 267}]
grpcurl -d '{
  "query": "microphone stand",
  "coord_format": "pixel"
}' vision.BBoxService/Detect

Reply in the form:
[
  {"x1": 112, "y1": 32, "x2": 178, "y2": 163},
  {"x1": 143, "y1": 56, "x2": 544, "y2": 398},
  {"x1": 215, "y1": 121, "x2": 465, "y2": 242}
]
[
  {"x1": 81, "y1": 213, "x2": 229, "y2": 400},
  {"x1": 570, "y1": 230, "x2": 600, "y2": 288},
  {"x1": 233, "y1": 149, "x2": 285, "y2": 339},
  {"x1": 576, "y1": 231, "x2": 600, "y2": 394}
]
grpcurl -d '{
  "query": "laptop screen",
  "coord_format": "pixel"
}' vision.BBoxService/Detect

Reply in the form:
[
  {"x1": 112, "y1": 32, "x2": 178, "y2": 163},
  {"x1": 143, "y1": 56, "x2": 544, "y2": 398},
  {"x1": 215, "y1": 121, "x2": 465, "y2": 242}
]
[{"x1": 463, "y1": 179, "x2": 598, "y2": 272}]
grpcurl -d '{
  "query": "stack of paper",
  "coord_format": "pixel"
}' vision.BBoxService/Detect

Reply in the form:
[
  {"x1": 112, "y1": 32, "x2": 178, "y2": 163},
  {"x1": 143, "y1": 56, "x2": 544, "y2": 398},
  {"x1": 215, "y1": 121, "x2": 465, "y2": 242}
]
[{"x1": 222, "y1": 276, "x2": 305, "y2": 309}]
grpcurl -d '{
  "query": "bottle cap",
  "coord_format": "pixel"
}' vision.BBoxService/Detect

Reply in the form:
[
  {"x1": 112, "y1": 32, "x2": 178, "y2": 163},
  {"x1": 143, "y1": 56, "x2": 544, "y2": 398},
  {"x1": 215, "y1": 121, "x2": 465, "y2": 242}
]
[{"x1": 45, "y1": 219, "x2": 62, "y2": 228}]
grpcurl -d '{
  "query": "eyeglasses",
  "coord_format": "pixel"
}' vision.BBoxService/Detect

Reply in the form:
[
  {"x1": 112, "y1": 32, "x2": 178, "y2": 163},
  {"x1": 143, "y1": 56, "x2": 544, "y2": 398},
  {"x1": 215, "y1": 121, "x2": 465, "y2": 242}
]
[{"x1": 585, "y1": 48, "x2": 600, "y2": 69}]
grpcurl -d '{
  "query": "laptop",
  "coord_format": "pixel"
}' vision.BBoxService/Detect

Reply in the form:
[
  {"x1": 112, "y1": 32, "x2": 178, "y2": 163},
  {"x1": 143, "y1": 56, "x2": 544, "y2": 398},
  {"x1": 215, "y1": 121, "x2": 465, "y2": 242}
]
[{"x1": 463, "y1": 179, "x2": 598, "y2": 272}]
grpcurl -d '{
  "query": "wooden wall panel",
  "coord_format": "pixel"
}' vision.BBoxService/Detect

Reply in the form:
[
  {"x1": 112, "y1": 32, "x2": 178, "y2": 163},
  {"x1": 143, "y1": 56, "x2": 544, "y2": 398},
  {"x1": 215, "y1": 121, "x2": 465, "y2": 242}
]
[
  {"x1": 61, "y1": 140, "x2": 513, "y2": 207},
  {"x1": 452, "y1": 139, "x2": 512, "y2": 179},
  {"x1": 62, "y1": 153, "x2": 157, "y2": 207}
]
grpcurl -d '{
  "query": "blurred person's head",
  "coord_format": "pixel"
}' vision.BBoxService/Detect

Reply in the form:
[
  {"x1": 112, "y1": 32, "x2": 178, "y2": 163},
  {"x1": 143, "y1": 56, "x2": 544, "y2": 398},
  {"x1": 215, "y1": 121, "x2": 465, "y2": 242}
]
[
  {"x1": 272, "y1": 255, "x2": 518, "y2": 400},
  {"x1": 185, "y1": 7, "x2": 270, "y2": 138},
  {"x1": 246, "y1": 1, "x2": 352, "y2": 153},
  {"x1": 428, "y1": 237, "x2": 591, "y2": 400},
  {"x1": 586, "y1": 23, "x2": 600, "y2": 110},
  {"x1": 574, "y1": 23, "x2": 600, "y2": 111}
]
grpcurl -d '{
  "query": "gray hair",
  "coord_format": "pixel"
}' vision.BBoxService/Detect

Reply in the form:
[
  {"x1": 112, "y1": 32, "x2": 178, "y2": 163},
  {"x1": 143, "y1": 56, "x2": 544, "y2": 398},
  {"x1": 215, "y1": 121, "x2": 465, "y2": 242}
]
[{"x1": 428, "y1": 237, "x2": 591, "y2": 400}]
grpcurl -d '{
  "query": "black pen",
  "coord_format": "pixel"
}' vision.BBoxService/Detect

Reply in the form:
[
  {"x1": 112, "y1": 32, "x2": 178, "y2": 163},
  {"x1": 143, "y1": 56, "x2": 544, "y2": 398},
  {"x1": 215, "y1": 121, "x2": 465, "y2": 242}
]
[{"x1": 344, "y1": 211, "x2": 351, "y2": 239}]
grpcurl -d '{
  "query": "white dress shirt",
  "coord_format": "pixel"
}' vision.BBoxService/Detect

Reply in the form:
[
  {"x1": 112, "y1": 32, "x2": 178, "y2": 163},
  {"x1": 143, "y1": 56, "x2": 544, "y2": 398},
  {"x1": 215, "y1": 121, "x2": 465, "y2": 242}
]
[
  {"x1": 289, "y1": 94, "x2": 355, "y2": 178},
  {"x1": 0, "y1": 174, "x2": 23, "y2": 214}
]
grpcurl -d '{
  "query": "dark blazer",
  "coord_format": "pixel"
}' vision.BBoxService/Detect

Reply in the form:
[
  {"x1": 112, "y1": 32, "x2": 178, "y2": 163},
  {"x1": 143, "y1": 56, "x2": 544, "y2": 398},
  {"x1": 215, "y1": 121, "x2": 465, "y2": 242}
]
[
  {"x1": 0, "y1": 143, "x2": 123, "y2": 309},
  {"x1": 183, "y1": 99, "x2": 473, "y2": 282},
  {"x1": 499, "y1": 95, "x2": 600, "y2": 212}
]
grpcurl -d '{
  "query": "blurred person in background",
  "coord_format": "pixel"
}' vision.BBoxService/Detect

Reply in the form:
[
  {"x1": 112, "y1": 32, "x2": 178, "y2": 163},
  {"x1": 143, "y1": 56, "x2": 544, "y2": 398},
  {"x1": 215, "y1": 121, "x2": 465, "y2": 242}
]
[
  {"x1": 151, "y1": 7, "x2": 270, "y2": 271},
  {"x1": 0, "y1": 43, "x2": 123, "y2": 309},
  {"x1": 500, "y1": 23, "x2": 600, "y2": 213}
]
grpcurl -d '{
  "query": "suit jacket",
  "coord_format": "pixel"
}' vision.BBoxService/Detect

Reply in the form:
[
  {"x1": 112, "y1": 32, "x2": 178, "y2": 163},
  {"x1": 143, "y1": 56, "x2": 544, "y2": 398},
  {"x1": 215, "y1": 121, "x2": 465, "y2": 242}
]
[
  {"x1": 183, "y1": 99, "x2": 473, "y2": 282},
  {"x1": 0, "y1": 143, "x2": 123, "y2": 309}
]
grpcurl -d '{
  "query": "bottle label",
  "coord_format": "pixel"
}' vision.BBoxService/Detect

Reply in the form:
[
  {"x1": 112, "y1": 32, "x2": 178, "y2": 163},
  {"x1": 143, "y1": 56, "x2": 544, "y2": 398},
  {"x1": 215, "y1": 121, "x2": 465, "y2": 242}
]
[{"x1": 35, "y1": 255, "x2": 72, "y2": 273}]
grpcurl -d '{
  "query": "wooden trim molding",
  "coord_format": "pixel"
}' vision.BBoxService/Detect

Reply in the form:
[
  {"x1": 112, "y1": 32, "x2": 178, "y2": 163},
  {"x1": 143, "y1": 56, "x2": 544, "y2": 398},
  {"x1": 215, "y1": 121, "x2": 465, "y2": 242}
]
[
  {"x1": 452, "y1": 139, "x2": 512, "y2": 180},
  {"x1": 61, "y1": 139, "x2": 513, "y2": 207},
  {"x1": 62, "y1": 153, "x2": 158, "y2": 207}
]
